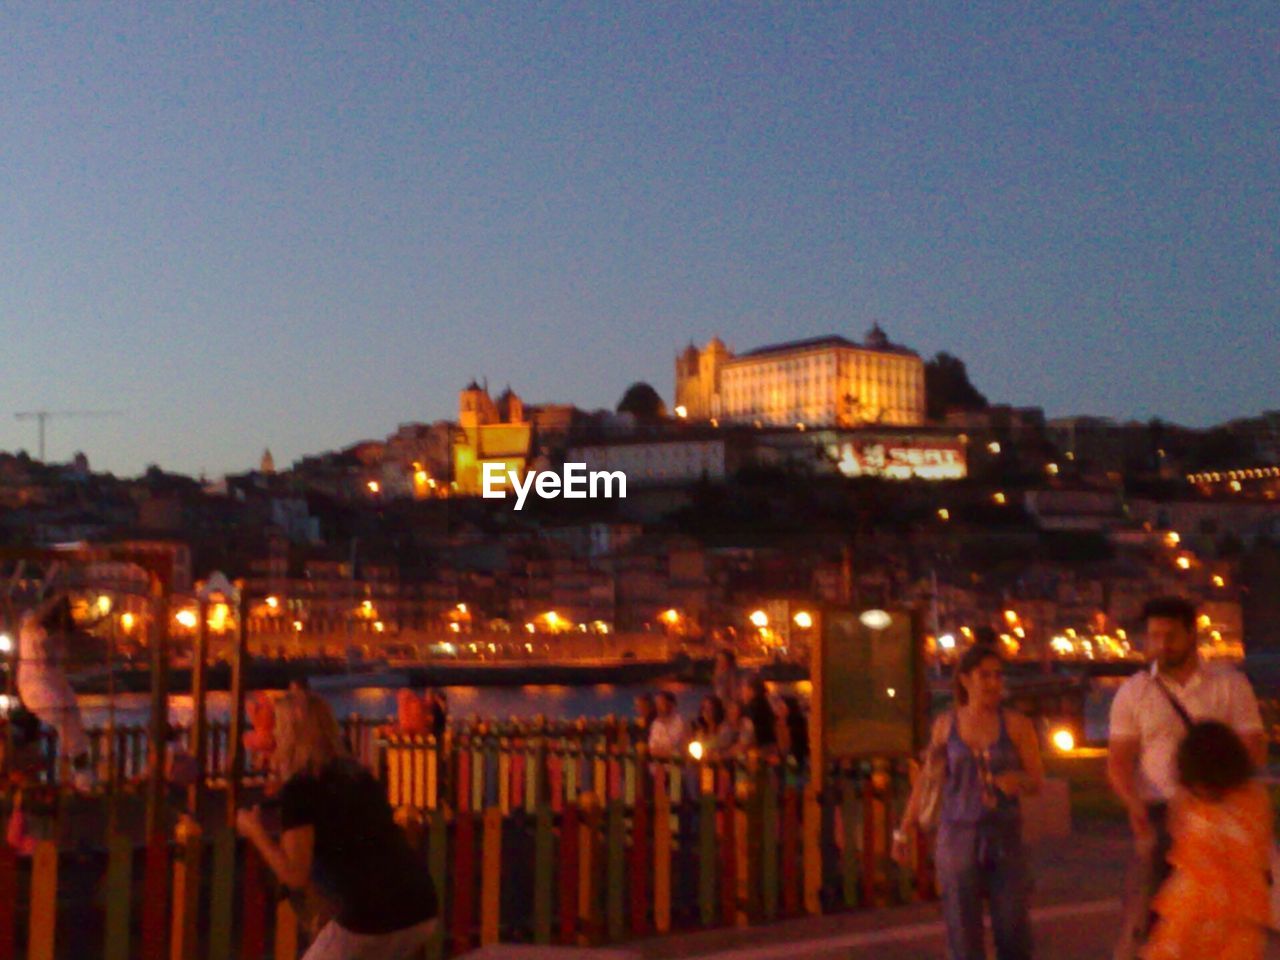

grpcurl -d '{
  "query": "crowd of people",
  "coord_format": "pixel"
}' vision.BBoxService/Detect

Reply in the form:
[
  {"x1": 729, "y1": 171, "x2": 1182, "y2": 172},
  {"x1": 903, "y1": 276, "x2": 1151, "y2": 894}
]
[
  {"x1": 894, "y1": 595, "x2": 1274, "y2": 960},
  {"x1": 632, "y1": 651, "x2": 811, "y2": 766}
]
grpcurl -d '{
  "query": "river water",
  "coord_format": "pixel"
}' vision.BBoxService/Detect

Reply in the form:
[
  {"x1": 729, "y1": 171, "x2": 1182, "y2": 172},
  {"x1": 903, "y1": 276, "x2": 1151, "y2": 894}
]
[{"x1": 78, "y1": 680, "x2": 711, "y2": 730}]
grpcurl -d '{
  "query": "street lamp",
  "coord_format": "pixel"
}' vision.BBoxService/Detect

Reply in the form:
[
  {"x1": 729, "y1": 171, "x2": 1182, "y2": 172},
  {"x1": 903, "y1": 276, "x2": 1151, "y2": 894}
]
[
  {"x1": 749, "y1": 610, "x2": 769, "y2": 629},
  {"x1": 793, "y1": 611, "x2": 813, "y2": 629}
]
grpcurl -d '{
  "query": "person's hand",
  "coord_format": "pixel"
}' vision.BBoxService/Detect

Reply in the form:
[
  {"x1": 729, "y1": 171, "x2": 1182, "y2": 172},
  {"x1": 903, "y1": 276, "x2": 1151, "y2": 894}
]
[
  {"x1": 891, "y1": 825, "x2": 913, "y2": 865},
  {"x1": 1127, "y1": 801, "x2": 1153, "y2": 853},
  {"x1": 992, "y1": 772, "x2": 1023, "y2": 797},
  {"x1": 235, "y1": 805, "x2": 264, "y2": 841}
]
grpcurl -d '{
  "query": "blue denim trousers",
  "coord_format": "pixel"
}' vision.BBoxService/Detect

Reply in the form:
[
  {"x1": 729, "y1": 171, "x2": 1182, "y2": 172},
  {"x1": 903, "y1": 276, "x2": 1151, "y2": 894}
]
[{"x1": 935, "y1": 818, "x2": 1032, "y2": 960}]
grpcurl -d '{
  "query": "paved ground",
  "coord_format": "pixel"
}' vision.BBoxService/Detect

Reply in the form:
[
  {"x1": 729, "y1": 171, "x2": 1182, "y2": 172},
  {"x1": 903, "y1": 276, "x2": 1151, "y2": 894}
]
[{"x1": 621, "y1": 819, "x2": 1280, "y2": 960}]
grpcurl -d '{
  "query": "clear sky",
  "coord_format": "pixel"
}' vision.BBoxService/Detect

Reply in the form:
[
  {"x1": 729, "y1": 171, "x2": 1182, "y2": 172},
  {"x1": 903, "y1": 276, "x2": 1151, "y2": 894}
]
[{"x1": 2, "y1": 3, "x2": 1276, "y2": 477}]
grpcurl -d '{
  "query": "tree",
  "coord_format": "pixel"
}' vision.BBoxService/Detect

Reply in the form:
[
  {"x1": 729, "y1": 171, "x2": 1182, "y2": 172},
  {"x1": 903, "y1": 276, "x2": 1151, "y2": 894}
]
[
  {"x1": 617, "y1": 382, "x2": 667, "y2": 423},
  {"x1": 925, "y1": 353, "x2": 988, "y2": 421}
]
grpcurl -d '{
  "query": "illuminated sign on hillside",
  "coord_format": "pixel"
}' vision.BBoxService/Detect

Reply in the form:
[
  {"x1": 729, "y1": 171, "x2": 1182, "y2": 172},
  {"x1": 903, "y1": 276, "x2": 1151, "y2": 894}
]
[{"x1": 831, "y1": 439, "x2": 967, "y2": 480}]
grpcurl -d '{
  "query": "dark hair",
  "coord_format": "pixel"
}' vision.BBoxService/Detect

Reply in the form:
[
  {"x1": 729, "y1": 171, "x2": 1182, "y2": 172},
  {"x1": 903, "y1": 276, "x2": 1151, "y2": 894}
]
[
  {"x1": 953, "y1": 645, "x2": 1003, "y2": 707},
  {"x1": 1143, "y1": 596, "x2": 1197, "y2": 633},
  {"x1": 39, "y1": 595, "x2": 75, "y2": 632},
  {"x1": 701, "y1": 695, "x2": 725, "y2": 728},
  {"x1": 657, "y1": 691, "x2": 677, "y2": 707},
  {"x1": 1177, "y1": 721, "x2": 1254, "y2": 796}
]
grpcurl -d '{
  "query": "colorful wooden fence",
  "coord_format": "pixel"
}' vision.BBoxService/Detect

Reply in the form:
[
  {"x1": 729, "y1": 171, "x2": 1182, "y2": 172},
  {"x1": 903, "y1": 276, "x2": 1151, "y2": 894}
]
[{"x1": 0, "y1": 726, "x2": 932, "y2": 958}]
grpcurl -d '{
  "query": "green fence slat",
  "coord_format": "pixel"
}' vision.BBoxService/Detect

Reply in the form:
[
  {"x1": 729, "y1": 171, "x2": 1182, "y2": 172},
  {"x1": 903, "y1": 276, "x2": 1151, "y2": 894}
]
[
  {"x1": 762, "y1": 774, "x2": 779, "y2": 921},
  {"x1": 207, "y1": 826, "x2": 235, "y2": 960},
  {"x1": 841, "y1": 778, "x2": 861, "y2": 909},
  {"x1": 104, "y1": 832, "x2": 133, "y2": 960},
  {"x1": 534, "y1": 805, "x2": 553, "y2": 944},
  {"x1": 699, "y1": 791, "x2": 717, "y2": 927},
  {"x1": 606, "y1": 800, "x2": 625, "y2": 940},
  {"x1": 892, "y1": 766, "x2": 913, "y2": 904},
  {"x1": 427, "y1": 808, "x2": 447, "y2": 960}
]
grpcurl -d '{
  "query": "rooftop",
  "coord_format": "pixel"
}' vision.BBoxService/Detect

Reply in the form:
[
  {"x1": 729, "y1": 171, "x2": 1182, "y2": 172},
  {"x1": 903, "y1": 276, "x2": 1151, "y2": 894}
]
[{"x1": 736, "y1": 326, "x2": 918, "y2": 360}]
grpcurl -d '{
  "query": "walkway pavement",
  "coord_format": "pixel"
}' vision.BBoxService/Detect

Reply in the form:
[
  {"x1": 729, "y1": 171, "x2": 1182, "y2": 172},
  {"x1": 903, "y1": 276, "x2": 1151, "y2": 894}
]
[
  {"x1": 464, "y1": 818, "x2": 1280, "y2": 960},
  {"x1": 622, "y1": 819, "x2": 1280, "y2": 959}
]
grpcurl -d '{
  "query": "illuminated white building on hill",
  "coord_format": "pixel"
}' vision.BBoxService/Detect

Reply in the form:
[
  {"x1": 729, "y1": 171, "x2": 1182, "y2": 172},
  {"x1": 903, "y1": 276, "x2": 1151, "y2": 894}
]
[{"x1": 674, "y1": 326, "x2": 926, "y2": 428}]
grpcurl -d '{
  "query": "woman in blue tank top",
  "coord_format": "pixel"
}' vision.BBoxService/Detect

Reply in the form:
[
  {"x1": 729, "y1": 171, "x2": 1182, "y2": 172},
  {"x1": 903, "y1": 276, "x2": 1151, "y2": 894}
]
[{"x1": 894, "y1": 645, "x2": 1045, "y2": 960}]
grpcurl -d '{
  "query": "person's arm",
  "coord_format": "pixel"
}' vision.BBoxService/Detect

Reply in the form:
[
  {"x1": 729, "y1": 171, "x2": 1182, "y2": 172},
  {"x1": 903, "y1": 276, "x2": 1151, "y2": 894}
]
[
  {"x1": 1107, "y1": 681, "x2": 1153, "y2": 848},
  {"x1": 992, "y1": 711, "x2": 1044, "y2": 797},
  {"x1": 235, "y1": 806, "x2": 314, "y2": 890},
  {"x1": 892, "y1": 713, "x2": 949, "y2": 859},
  {"x1": 1228, "y1": 673, "x2": 1268, "y2": 768}
]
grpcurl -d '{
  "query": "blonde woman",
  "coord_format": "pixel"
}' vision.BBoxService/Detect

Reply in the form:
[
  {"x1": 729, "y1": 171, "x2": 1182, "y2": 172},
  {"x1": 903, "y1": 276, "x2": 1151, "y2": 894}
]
[{"x1": 236, "y1": 693, "x2": 438, "y2": 960}]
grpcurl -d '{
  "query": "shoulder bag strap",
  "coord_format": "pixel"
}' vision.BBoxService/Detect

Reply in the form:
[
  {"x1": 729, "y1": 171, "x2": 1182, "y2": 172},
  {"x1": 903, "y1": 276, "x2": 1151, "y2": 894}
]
[{"x1": 1151, "y1": 675, "x2": 1194, "y2": 730}]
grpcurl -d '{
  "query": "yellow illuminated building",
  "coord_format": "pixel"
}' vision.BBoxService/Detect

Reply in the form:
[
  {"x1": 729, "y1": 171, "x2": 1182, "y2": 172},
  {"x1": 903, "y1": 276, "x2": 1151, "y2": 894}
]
[
  {"x1": 675, "y1": 327, "x2": 925, "y2": 427},
  {"x1": 453, "y1": 382, "x2": 533, "y2": 495}
]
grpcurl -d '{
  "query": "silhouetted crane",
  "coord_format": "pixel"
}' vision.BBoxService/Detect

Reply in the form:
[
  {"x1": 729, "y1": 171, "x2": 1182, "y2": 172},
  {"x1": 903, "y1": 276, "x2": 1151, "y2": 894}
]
[{"x1": 13, "y1": 410, "x2": 123, "y2": 462}]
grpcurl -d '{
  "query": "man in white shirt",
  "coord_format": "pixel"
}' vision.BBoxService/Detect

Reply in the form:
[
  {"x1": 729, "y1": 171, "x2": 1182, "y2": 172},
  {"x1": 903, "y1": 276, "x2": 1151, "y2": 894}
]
[
  {"x1": 1107, "y1": 595, "x2": 1265, "y2": 958},
  {"x1": 647, "y1": 691, "x2": 688, "y2": 759}
]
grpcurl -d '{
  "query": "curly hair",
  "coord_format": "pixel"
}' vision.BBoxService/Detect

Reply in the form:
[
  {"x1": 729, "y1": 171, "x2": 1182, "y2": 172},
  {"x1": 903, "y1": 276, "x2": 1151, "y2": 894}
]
[{"x1": 1176, "y1": 720, "x2": 1254, "y2": 797}]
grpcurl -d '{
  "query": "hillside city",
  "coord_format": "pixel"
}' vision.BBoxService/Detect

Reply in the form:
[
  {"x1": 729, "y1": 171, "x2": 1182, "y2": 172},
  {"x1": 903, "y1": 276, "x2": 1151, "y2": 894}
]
[{"x1": 4, "y1": 327, "x2": 1279, "y2": 667}]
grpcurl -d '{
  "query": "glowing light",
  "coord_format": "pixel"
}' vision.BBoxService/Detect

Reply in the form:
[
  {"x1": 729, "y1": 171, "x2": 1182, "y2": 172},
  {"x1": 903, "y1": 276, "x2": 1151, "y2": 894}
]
[
  {"x1": 265, "y1": 596, "x2": 279, "y2": 610},
  {"x1": 886, "y1": 688, "x2": 897, "y2": 699},
  {"x1": 793, "y1": 611, "x2": 814, "y2": 629},
  {"x1": 367, "y1": 480, "x2": 380, "y2": 494},
  {"x1": 688, "y1": 741, "x2": 704, "y2": 761},
  {"x1": 987, "y1": 441, "x2": 1001, "y2": 454},
  {"x1": 0, "y1": 634, "x2": 11, "y2": 654},
  {"x1": 1164, "y1": 531, "x2": 1181, "y2": 547},
  {"x1": 414, "y1": 469, "x2": 428, "y2": 484},
  {"x1": 457, "y1": 602, "x2": 468, "y2": 614},
  {"x1": 208, "y1": 602, "x2": 229, "y2": 632},
  {"x1": 1003, "y1": 609, "x2": 1019, "y2": 625},
  {"x1": 293, "y1": 620, "x2": 304, "y2": 632},
  {"x1": 1176, "y1": 557, "x2": 1192, "y2": 571},
  {"x1": 0, "y1": 694, "x2": 10, "y2": 712},
  {"x1": 1212, "y1": 575, "x2": 1225, "y2": 588},
  {"x1": 525, "y1": 622, "x2": 536, "y2": 634},
  {"x1": 175, "y1": 609, "x2": 198, "y2": 629},
  {"x1": 749, "y1": 610, "x2": 769, "y2": 629},
  {"x1": 993, "y1": 492, "x2": 1006, "y2": 505},
  {"x1": 1051, "y1": 728, "x2": 1076, "y2": 753},
  {"x1": 449, "y1": 622, "x2": 461, "y2": 633},
  {"x1": 96, "y1": 594, "x2": 112, "y2": 615},
  {"x1": 937, "y1": 508, "x2": 950, "y2": 521},
  {"x1": 120, "y1": 613, "x2": 136, "y2": 632},
  {"x1": 1197, "y1": 614, "x2": 1212, "y2": 629},
  {"x1": 524, "y1": 642, "x2": 533, "y2": 653},
  {"x1": 859, "y1": 609, "x2": 892, "y2": 631},
  {"x1": 674, "y1": 405, "x2": 688, "y2": 418},
  {"x1": 660, "y1": 608, "x2": 681, "y2": 626},
  {"x1": 938, "y1": 633, "x2": 956, "y2": 650},
  {"x1": 1046, "y1": 463, "x2": 1059, "y2": 476},
  {"x1": 373, "y1": 620, "x2": 385, "y2": 633}
]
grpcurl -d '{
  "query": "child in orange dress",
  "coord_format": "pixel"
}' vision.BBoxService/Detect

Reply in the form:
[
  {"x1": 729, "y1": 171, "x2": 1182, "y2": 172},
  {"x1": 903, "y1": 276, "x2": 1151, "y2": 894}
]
[{"x1": 1142, "y1": 721, "x2": 1273, "y2": 960}]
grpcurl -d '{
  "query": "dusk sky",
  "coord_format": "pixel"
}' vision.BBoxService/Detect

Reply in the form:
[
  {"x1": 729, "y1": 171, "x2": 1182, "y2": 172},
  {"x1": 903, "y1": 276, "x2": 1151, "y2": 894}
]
[{"x1": 2, "y1": 3, "x2": 1276, "y2": 477}]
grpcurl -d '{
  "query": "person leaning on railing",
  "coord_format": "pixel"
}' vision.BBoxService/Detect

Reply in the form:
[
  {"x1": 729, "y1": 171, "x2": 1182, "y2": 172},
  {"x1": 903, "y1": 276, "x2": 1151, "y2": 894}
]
[{"x1": 235, "y1": 691, "x2": 437, "y2": 960}]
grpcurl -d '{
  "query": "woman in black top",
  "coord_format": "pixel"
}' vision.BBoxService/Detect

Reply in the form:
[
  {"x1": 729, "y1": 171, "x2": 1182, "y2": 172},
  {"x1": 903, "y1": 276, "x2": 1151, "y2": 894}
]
[{"x1": 236, "y1": 692, "x2": 437, "y2": 959}]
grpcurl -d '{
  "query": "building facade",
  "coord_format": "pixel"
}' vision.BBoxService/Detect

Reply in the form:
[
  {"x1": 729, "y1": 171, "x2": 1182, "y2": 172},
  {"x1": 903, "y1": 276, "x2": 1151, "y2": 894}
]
[{"x1": 675, "y1": 326, "x2": 926, "y2": 428}]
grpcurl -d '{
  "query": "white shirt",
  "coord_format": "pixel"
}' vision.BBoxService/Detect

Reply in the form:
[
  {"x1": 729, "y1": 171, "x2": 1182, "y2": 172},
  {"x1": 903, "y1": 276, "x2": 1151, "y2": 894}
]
[
  {"x1": 648, "y1": 713, "x2": 688, "y2": 759},
  {"x1": 1109, "y1": 661, "x2": 1263, "y2": 802}
]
